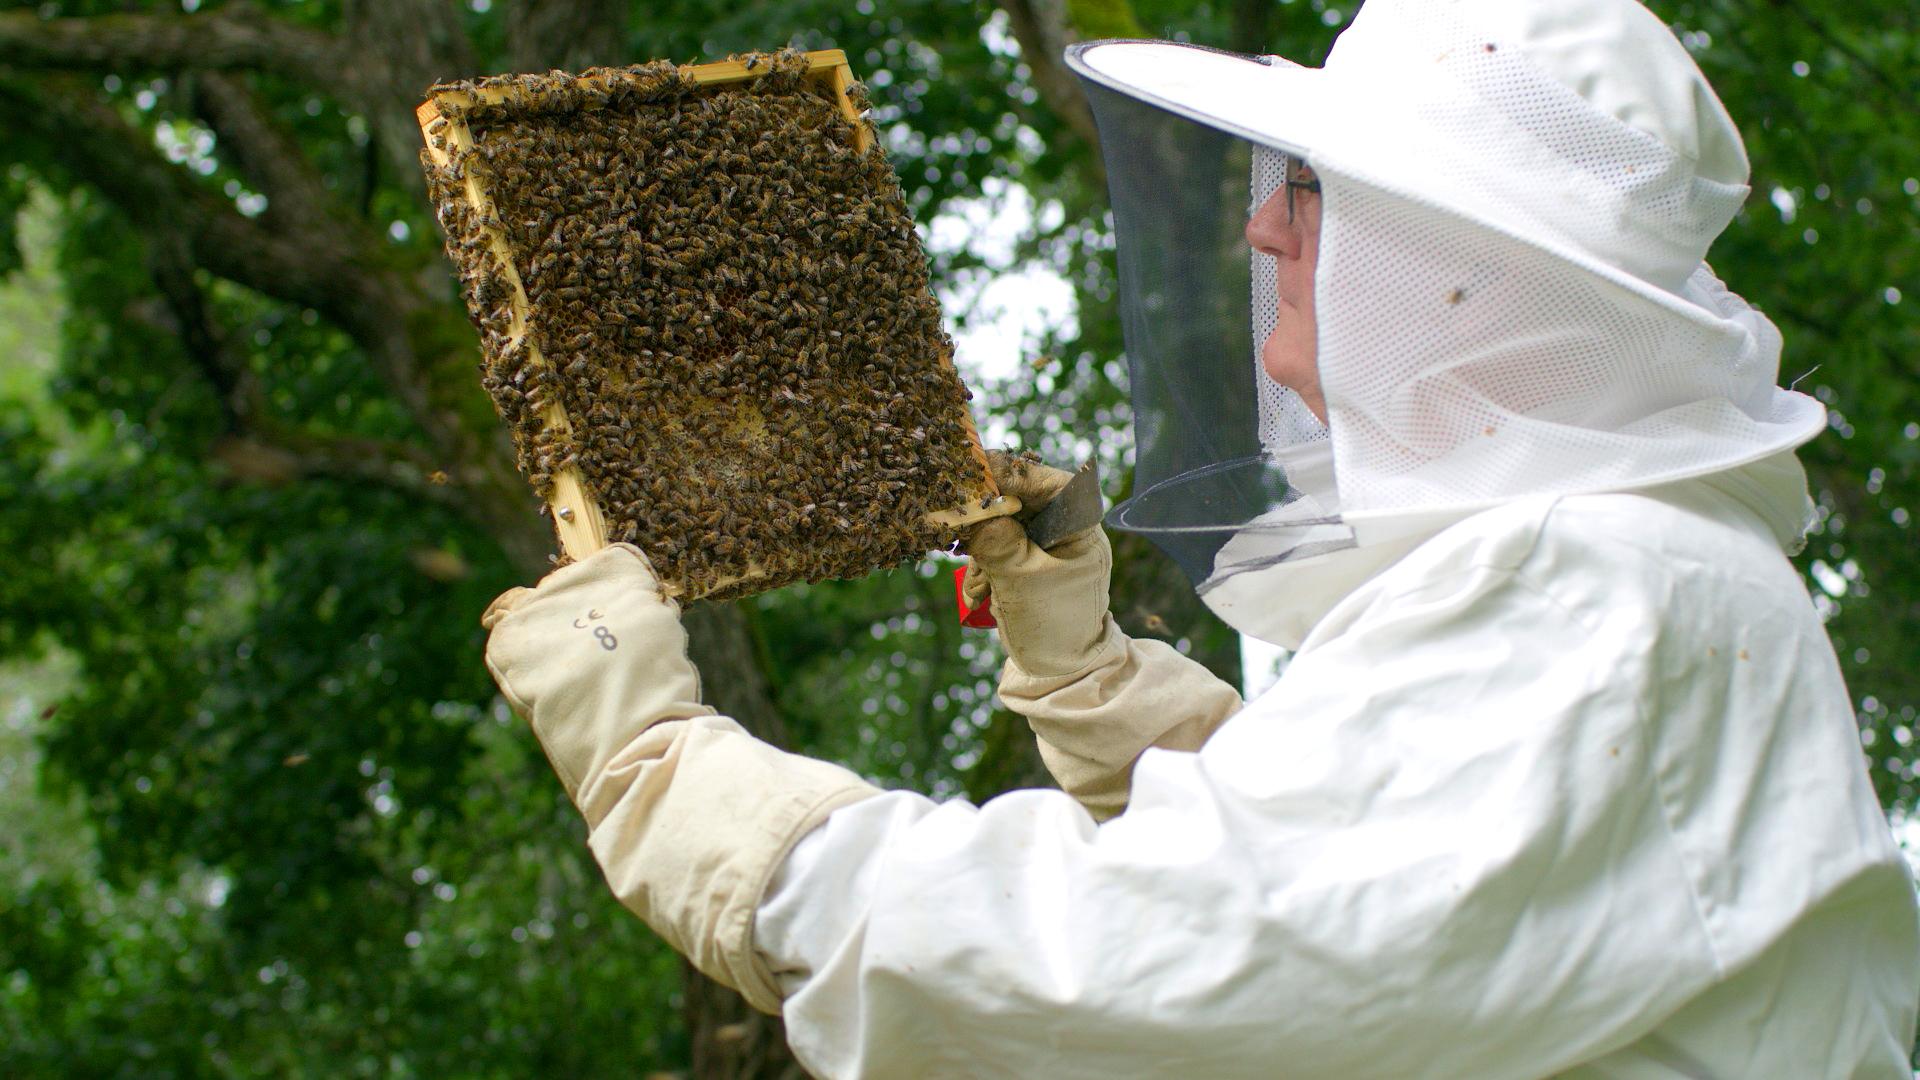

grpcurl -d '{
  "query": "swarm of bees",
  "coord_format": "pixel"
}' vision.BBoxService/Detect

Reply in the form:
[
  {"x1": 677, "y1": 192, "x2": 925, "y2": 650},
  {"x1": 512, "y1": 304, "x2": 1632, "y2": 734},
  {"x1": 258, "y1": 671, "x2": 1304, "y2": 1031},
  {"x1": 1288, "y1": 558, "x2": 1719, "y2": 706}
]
[{"x1": 419, "y1": 50, "x2": 993, "y2": 601}]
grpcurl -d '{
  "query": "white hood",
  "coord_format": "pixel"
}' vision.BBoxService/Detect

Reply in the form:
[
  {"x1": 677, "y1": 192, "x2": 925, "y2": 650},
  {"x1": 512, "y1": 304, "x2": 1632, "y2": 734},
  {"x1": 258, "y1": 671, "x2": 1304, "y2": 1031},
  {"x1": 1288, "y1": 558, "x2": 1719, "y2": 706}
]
[{"x1": 1070, "y1": 0, "x2": 1826, "y2": 644}]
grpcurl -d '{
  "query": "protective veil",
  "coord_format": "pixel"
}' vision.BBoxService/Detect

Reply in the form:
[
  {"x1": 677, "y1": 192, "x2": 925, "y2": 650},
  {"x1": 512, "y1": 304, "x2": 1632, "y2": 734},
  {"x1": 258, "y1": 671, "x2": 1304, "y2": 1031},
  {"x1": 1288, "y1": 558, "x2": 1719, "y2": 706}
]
[{"x1": 1066, "y1": 0, "x2": 1827, "y2": 645}]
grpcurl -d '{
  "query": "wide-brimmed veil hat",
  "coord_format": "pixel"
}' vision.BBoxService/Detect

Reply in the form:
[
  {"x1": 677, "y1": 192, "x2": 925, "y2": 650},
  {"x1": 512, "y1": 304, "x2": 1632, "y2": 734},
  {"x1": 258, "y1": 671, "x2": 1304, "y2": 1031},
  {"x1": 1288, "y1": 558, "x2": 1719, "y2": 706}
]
[{"x1": 1064, "y1": 0, "x2": 1824, "y2": 627}]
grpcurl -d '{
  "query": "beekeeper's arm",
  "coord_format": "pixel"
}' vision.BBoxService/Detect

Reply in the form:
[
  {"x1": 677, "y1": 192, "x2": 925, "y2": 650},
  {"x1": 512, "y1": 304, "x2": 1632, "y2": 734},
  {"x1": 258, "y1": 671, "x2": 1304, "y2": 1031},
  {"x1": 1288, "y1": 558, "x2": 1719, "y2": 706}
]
[
  {"x1": 759, "y1": 533, "x2": 1726, "y2": 1079},
  {"x1": 481, "y1": 545, "x2": 880, "y2": 1013},
  {"x1": 963, "y1": 454, "x2": 1242, "y2": 820}
]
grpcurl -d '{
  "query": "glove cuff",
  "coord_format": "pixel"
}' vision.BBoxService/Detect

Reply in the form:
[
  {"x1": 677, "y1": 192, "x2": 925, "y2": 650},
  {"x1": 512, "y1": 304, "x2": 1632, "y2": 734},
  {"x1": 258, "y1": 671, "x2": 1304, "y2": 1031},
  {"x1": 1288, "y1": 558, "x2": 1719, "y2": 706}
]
[{"x1": 585, "y1": 717, "x2": 881, "y2": 1015}]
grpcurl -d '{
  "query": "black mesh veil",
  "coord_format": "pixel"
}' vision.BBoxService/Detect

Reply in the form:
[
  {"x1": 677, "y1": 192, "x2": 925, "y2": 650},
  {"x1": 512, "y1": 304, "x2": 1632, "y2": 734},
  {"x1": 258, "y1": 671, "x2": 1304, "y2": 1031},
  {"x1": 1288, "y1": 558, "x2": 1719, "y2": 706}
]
[{"x1": 1071, "y1": 47, "x2": 1349, "y2": 585}]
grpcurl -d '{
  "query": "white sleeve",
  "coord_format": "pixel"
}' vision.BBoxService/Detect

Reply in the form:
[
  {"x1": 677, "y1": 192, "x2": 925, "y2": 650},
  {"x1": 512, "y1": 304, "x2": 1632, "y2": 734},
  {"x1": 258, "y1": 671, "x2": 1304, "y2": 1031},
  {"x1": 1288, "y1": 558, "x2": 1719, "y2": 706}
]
[{"x1": 755, "y1": 560, "x2": 1723, "y2": 1080}]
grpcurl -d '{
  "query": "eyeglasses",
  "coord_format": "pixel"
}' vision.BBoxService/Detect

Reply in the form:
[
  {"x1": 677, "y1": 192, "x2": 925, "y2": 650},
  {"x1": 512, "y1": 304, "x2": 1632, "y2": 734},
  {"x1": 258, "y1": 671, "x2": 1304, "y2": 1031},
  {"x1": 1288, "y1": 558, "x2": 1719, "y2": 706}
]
[{"x1": 1284, "y1": 155, "x2": 1321, "y2": 225}]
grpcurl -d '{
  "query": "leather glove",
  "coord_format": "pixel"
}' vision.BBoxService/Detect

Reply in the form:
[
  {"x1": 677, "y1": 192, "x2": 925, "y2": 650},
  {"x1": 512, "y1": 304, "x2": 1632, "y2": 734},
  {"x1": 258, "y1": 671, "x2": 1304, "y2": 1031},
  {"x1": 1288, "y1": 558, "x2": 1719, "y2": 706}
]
[
  {"x1": 482, "y1": 543, "x2": 713, "y2": 801},
  {"x1": 961, "y1": 451, "x2": 1112, "y2": 679},
  {"x1": 483, "y1": 544, "x2": 878, "y2": 1013},
  {"x1": 963, "y1": 454, "x2": 1242, "y2": 820}
]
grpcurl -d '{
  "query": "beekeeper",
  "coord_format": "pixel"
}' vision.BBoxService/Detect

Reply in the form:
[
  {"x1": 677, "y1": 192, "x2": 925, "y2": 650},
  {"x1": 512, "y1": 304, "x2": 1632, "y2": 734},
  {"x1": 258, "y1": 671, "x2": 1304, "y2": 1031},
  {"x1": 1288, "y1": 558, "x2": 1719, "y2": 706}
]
[{"x1": 480, "y1": 0, "x2": 1920, "y2": 1075}]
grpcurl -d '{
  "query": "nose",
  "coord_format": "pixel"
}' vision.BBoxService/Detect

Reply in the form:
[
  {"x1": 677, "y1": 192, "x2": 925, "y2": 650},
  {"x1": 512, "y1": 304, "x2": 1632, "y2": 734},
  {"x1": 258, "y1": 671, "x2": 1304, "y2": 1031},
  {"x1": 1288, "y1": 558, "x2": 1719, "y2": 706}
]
[{"x1": 1245, "y1": 187, "x2": 1301, "y2": 259}]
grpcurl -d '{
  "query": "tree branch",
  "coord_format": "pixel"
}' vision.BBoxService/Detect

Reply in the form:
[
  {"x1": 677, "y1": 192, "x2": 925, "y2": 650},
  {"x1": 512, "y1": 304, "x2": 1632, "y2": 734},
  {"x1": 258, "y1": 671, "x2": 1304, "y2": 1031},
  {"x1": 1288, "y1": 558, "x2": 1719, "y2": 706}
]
[
  {"x1": 0, "y1": 5, "x2": 342, "y2": 85},
  {"x1": 3, "y1": 76, "x2": 445, "y2": 419},
  {"x1": 141, "y1": 228, "x2": 257, "y2": 429},
  {"x1": 139, "y1": 222, "x2": 460, "y2": 506},
  {"x1": 4, "y1": 75, "x2": 550, "y2": 570},
  {"x1": 995, "y1": 0, "x2": 1104, "y2": 159},
  {"x1": 0, "y1": 77, "x2": 369, "y2": 320},
  {"x1": 187, "y1": 72, "x2": 344, "y2": 239},
  {"x1": 0, "y1": 3, "x2": 473, "y2": 199},
  {"x1": 203, "y1": 432, "x2": 464, "y2": 504}
]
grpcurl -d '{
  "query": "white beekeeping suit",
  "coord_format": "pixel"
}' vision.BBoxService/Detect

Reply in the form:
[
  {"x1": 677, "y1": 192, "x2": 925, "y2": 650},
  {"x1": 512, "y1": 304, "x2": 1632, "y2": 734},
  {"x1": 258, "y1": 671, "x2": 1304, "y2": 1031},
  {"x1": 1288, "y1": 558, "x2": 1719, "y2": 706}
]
[
  {"x1": 480, "y1": 0, "x2": 1920, "y2": 1076},
  {"x1": 756, "y1": 0, "x2": 1920, "y2": 1075}
]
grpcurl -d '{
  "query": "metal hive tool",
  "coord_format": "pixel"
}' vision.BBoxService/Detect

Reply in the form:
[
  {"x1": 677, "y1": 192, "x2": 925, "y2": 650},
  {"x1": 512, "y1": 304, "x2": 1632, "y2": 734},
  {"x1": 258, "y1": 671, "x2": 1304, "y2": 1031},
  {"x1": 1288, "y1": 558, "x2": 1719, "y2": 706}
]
[{"x1": 418, "y1": 48, "x2": 1016, "y2": 601}]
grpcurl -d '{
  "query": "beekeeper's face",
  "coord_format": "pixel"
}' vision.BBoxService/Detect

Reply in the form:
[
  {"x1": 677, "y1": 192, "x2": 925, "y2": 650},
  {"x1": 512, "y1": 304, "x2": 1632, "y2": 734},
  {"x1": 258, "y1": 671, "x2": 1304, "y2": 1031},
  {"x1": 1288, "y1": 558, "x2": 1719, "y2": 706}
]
[{"x1": 1245, "y1": 161, "x2": 1324, "y2": 422}]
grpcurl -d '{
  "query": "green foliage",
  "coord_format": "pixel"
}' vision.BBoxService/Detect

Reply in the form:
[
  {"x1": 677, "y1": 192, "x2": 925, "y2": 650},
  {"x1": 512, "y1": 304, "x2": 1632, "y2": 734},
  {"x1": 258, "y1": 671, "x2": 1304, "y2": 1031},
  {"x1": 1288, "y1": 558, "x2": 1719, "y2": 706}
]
[{"x1": 0, "y1": 168, "x2": 28, "y2": 277}]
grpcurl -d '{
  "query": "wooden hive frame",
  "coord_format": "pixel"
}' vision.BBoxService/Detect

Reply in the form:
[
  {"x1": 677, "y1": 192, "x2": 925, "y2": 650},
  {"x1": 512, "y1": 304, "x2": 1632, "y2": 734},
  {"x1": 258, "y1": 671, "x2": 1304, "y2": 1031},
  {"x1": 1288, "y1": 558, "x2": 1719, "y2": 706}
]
[{"x1": 417, "y1": 49, "x2": 1016, "y2": 594}]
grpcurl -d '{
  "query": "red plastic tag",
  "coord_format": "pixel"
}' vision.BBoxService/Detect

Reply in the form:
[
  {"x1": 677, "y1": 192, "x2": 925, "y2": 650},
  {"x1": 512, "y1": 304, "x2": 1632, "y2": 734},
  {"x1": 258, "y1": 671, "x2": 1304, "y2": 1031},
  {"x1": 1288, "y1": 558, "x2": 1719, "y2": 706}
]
[{"x1": 954, "y1": 565, "x2": 997, "y2": 628}]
